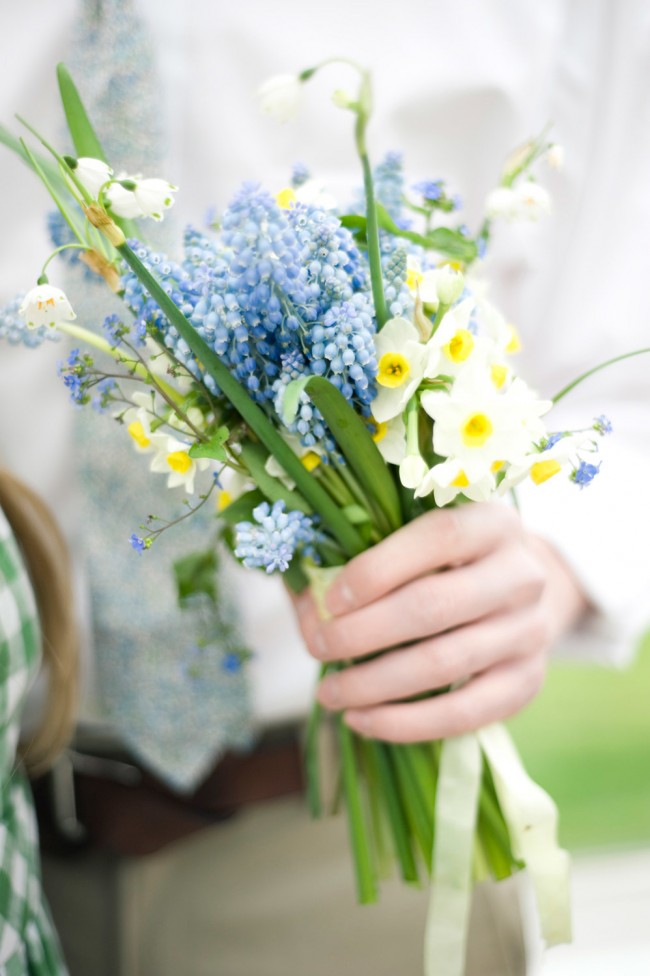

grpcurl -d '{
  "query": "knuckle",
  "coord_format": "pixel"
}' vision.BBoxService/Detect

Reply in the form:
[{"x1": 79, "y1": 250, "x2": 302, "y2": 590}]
[{"x1": 409, "y1": 575, "x2": 455, "y2": 634}]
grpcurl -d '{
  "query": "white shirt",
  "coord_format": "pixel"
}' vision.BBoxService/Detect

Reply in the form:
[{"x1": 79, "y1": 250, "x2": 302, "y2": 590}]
[{"x1": 1, "y1": 0, "x2": 649, "y2": 726}]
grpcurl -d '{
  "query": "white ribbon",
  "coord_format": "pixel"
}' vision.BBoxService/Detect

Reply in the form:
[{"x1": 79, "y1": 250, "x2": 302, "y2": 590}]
[
  {"x1": 478, "y1": 723, "x2": 572, "y2": 947},
  {"x1": 425, "y1": 733, "x2": 482, "y2": 976}
]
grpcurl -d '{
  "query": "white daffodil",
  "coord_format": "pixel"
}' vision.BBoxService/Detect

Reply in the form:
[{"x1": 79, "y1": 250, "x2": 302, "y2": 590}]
[
  {"x1": 372, "y1": 317, "x2": 428, "y2": 423},
  {"x1": 415, "y1": 457, "x2": 495, "y2": 507},
  {"x1": 419, "y1": 266, "x2": 465, "y2": 308},
  {"x1": 369, "y1": 414, "x2": 407, "y2": 465},
  {"x1": 399, "y1": 454, "x2": 429, "y2": 490},
  {"x1": 121, "y1": 391, "x2": 157, "y2": 454},
  {"x1": 257, "y1": 74, "x2": 303, "y2": 123},
  {"x1": 421, "y1": 368, "x2": 551, "y2": 471},
  {"x1": 405, "y1": 255, "x2": 424, "y2": 295},
  {"x1": 72, "y1": 157, "x2": 114, "y2": 197},
  {"x1": 486, "y1": 181, "x2": 551, "y2": 221},
  {"x1": 265, "y1": 433, "x2": 323, "y2": 489},
  {"x1": 498, "y1": 432, "x2": 595, "y2": 494},
  {"x1": 424, "y1": 297, "x2": 480, "y2": 379},
  {"x1": 149, "y1": 435, "x2": 211, "y2": 494},
  {"x1": 19, "y1": 284, "x2": 76, "y2": 329}
]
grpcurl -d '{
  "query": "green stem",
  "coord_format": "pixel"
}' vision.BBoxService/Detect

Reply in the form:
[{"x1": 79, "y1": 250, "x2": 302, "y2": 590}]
[
  {"x1": 337, "y1": 716, "x2": 377, "y2": 904},
  {"x1": 359, "y1": 150, "x2": 389, "y2": 328},
  {"x1": 57, "y1": 322, "x2": 182, "y2": 404},
  {"x1": 368, "y1": 741, "x2": 419, "y2": 884},
  {"x1": 552, "y1": 347, "x2": 650, "y2": 404},
  {"x1": 39, "y1": 244, "x2": 89, "y2": 281}
]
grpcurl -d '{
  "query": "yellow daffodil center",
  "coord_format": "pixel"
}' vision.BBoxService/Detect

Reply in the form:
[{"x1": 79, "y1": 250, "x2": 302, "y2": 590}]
[
  {"x1": 451, "y1": 470, "x2": 470, "y2": 488},
  {"x1": 301, "y1": 451, "x2": 321, "y2": 472},
  {"x1": 462, "y1": 413, "x2": 493, "y2": 447},
  {"x1": 491, "y1": 364, "x2": 508, "y2": 389},
  {"x1": 491, "y1": 460, "x2": 505, "y2": 473},
  {"x1": 275, "y1": 188, "x2": 296, "y2": 209},
  {"x1": 444, "y1": 329, "x2": 474, "y2": 363},
  {"x1": 377, "y1": 352, "x2": 411, "y2": 388},
  {"x1": 369, "y1": 419, "x2": 388, "y2": 443},
  {"x1": 217, "y1": 490, "x2": 233, "y2": 511},
  {"x1": 505, "y1": 324, "x2": 522, "y2": 354},
  {"x1": 127, "y1": 421, "x2": 151, "y2": 449},
  {"x1": 167, "y1": 450, "x2": 192, "y2": 474},
  {"x1": 530, "y1": 459, "x2": 562, "y2": 485},
  {"x1": 406, "y1": 267, "x2": 423, "y2": 292}
]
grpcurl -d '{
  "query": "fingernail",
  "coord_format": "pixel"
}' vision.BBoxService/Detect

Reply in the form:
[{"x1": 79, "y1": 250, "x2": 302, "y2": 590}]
[{"x1": 326, "y1": 580, "x2": 354, "y2": 616}]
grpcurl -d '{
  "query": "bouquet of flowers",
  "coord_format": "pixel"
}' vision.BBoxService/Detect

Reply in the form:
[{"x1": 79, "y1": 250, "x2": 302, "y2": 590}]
[{"x1": 2, "y1": 60, "x2": 646, "y2": 975}]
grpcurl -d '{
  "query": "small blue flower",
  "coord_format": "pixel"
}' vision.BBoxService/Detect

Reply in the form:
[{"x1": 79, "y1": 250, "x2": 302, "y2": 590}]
[
  {"x1": 571, "y1": 461, "x2": 601, "y2": 488},
  {"x1": 593, "y1": 415, "x2": 613, "y2": 436},
  {"x1": 412, "y1": 179, "x2": 443, "y2": 202},
  {"x1": 291, "y1": 162, "x2": 310, "y2": 188},
  {"x1": 130, "y1": 534, "x2": 148, "y2": 553},
  {"x1": 221, "y1": 652, "x2": 242, "y2": 674},
  {"x1": 542, "y1": 432, "x2": 568, "y2": 451},
  {"x1": 92, "y1": 378, "x2": 117, "y2": 414}
]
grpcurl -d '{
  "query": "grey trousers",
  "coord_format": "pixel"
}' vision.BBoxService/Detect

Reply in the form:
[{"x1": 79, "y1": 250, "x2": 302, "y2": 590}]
[{"x1": 43, "y1": 794, "x2": 536, "y2": 976}]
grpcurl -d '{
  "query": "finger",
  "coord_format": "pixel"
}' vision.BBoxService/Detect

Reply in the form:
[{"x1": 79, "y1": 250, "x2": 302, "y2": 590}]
[
  {"x1": 325, "y1": 503, "x2": 520, "y2": 617},
  {"x1": 317, "y1": 604, "x2": 549, "y2": 711},
  {"x1": 343, "y1": 654, "x2": 546, "y2": 742},
  {"x1": 311, "y1": 543, "x2": 544, "y2": 662}
]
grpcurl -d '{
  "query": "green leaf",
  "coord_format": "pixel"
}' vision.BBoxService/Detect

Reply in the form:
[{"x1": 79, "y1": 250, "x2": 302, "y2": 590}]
[
  {"x1": 281, "y1": 375, "x2": 311, "y2": 425},
  {"x1": 341, "y1": 504, "x2": 372, "y2": 525},
  {"x1": 239, "y1": 440, "x2": 313, "y2": 514},
  {"x1": 299, "y1": 375, "x2": 402, "y2": 533},
  {"x1": 56, "y1": 63, "x2": 140, "y2": 239},
  {"x1": 189, "y1": 426, "x2": 229, "y2": 462},
  {"x1": 340, "y1": 205, "x2": 478, "y2": 264},
  {"x1": 57, "y1": 63, "x2": 108, "y2": 162},
  {"x1": 217, "y1": 489, "x2": 265, "y2": 527},
  {"x1": 173, "y1": 548, "x2": 218, "y2": 605}
]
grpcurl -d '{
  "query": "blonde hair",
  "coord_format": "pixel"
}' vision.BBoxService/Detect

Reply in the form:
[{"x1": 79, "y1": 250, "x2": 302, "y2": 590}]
[{"x1": 0, "y1": 468, "x2": 78, "y2": 776}]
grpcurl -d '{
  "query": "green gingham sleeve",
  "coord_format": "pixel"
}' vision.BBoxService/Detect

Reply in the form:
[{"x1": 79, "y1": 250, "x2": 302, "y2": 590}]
[{"x1": 0, "y1": 507, "x2": 68, "y2": 974}]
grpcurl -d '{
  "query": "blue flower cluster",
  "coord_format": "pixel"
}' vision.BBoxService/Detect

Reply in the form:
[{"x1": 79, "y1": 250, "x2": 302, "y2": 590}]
[
  {"x1": 57, "y1": 347, "x2": 95, "y2": 405},
  {"x1": 118, "y1": 184, "x2": 379, "y2": 444},
  {"x1": 234, "y1": 500, "x2": 321, "y2": 574},
  {"x1": 0, "y1": 295, "x2": 61, "y2": 349}
]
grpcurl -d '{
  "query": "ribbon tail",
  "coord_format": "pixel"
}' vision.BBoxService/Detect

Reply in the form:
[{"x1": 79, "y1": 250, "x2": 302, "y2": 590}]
[
  {"x1": 425, "y1": 733, "x2": 482, "y2": 976},
  {"x1": 478, "y1": 723, "x2": 572, "y2": 947}
]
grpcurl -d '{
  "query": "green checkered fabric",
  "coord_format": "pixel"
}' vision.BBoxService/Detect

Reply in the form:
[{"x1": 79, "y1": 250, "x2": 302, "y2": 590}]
[{"x1": 0, "y1": 508, "x2": 68, "y2": 974}]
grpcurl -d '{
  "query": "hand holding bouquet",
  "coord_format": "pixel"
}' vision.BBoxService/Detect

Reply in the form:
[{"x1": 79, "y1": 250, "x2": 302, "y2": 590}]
[{"x1": 2, "y1": 60, "x2": 647, "y2": 975}]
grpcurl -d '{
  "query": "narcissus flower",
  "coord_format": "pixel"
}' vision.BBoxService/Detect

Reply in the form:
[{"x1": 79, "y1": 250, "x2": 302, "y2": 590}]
[
  {"x1": 419, "y1": 266, "x2": 465, "y2": 307},
  {"x1": 421, "y1": 369, "x2": 551, "y2": 470},
  {"x1": 415, "y1": 457, "x2": 495, "y2": 507},
  {"x1": 19, "y1": 285, "x2": 76, "y2": 329},
  {"x1": 372, "y1": 317, "x2": 428, "y2": 423},
  {"x1": 149, "y1": 436, "x2": 211, "y2": 494},
  {"x1": 257, "y1": 74, "x2": 303, "y2": 123}
]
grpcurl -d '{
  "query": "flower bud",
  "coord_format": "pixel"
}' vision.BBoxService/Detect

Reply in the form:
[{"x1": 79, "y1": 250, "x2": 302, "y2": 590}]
[{"x1": 257, "y1": 74, "x2": 303, "y2": 123}]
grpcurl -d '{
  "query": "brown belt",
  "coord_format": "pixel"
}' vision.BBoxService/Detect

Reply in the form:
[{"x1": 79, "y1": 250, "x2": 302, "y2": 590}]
[{"x1": 34, "y1": 729, "x2": 305, "y2": 858}]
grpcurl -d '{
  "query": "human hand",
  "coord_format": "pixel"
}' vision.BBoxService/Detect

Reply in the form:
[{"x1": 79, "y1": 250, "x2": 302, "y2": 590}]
[{"x1": 294, "y1": 503, "x2": 588, "y2": 742}]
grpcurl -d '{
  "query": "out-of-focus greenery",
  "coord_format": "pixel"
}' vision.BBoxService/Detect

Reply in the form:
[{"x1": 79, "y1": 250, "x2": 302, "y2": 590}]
[{"x1": 508, "y1": 632, "x2": 650, "y2": 850}]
